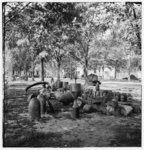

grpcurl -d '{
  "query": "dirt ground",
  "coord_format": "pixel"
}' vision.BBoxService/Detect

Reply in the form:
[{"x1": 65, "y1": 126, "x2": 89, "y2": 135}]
[{"x1": 3, "y1": 81, "x2": 142, "y2": 147}]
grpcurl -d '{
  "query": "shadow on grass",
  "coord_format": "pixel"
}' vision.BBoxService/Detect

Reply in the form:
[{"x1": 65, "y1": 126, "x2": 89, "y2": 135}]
[
  {"x1": 3, "y1": 85, "x2": 142, "y2": 147},
  {"x1": 111, "y1": 126, "x2": 141, "y2": 147},
  {"x1": 4, "y1": 130, "x2": 82, "y2": 147}
]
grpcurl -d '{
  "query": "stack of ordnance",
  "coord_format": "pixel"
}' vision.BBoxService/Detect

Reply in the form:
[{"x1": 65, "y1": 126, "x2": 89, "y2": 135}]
[
  {"x1": 26, "y1": 80, "x2": 82, "y2": 120},
  {"x1": 79, "y1": 88, "x2": 141, "y2": 116},
  {"x1": 26, "y1": 80, "x2": 141, "y2": 121},
  {"x1": 52, "y1": 80, "x2": 141, "y2": 117}
]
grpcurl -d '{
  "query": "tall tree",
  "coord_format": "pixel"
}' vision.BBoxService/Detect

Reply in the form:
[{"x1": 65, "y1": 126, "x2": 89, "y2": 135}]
[
  {"x1": 104, "y1": 2, "x2": 142, "y2": 80},
  {"x1": 4, "y1": 2, "x2": 78, "y2": 81},
  {"x1": 68, "y1": 3, "x2": 116, "y2": 83}
]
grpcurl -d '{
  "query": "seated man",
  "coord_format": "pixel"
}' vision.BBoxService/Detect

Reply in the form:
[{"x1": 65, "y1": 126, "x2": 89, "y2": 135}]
[{"x1": 39, "y1": 84, "x2": 52, "y2": 99}]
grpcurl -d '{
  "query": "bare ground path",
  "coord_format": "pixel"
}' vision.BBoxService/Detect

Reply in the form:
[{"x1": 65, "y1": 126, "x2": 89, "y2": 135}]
[{"x1": 3, "y1": 79, "x2": 142, "y2": 147}]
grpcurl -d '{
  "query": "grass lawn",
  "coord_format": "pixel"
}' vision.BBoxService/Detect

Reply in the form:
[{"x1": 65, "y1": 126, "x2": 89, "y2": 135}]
[{"x1": 3, "y1": 78, "x2": 142, "y2": 147}]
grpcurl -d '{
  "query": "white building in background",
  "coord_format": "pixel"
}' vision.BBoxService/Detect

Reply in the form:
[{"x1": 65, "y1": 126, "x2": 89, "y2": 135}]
[
  {"x1": 103, "y1": 67, "x2": 115, "y2": 80},
  {"x1": 76, "y1": 65, "x2": 115, "y2": 80},
  {"x1": 32, "y1": 63, "x2": 64, "y2": 78}
]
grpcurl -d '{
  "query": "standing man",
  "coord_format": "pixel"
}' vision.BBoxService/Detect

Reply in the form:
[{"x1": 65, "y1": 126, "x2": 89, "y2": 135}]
[
  {"x1": 94, "y1": 80, "x2": 101, "y2": 97},
  {"x1": 51, "y1": 76, "x2": 54, "y2": 85}
]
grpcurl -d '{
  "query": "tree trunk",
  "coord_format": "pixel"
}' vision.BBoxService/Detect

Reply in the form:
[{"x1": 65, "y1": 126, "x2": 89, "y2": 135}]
[
  {"x1": 84, "y1": 58, "x2": 88, "y2": 84},
  {"x1": 25, "y1": 70, "x2": 28, "y2": 81},
  {"x1": 114, "y1": 66, "x2": 117, "y2": 79},
  {"x1": 98, "y1": 66, "x2": 101, "y2": 77},
  {"x1": 41, "y1": 58, "x2": 44, "y2": 81},
  {"x1": 70, "y1": 62, "x2": 72, "y2": 79},
  {"x1": 102, "y1": 66, "x2": 104, "y2": 80},
  {"x1": 57, "y1": 63, "x2": 61, "y2": 81},
  {"x1": 18, "y1": 71, "x2": 21, "y2": 76},
  {"x1": 94, "y1": 67, "x2": 96, "y2": 73},
  {"x1": 128, "y1": 68, "x2": 131, "y2": 81},
  {"x1": 128, "y1": 54, "x2": 131, "y2": 81},
  {"x1": 12, "y1": 68, "x2": 15, "y2": 80},
  {"x1": 12, "y1": 68, "x2": 15, "y2": 76},
  {"x1": 12, "y1": 68, "x2": 15, "y2": 81},
  {"x1": 32, "y1": 61, "x2": 35, "y2": 81}
]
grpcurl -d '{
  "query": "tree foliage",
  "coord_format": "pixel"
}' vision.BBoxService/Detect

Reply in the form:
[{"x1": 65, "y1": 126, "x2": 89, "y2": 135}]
[{"x1": 4, "y1": 2, "x2": 142, "y2": 81}]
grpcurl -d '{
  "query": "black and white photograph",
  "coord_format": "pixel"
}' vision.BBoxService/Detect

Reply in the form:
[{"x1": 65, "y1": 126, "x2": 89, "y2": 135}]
[{"x1": 2, "y1": 0, "x2": 142, "y2": 147}]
